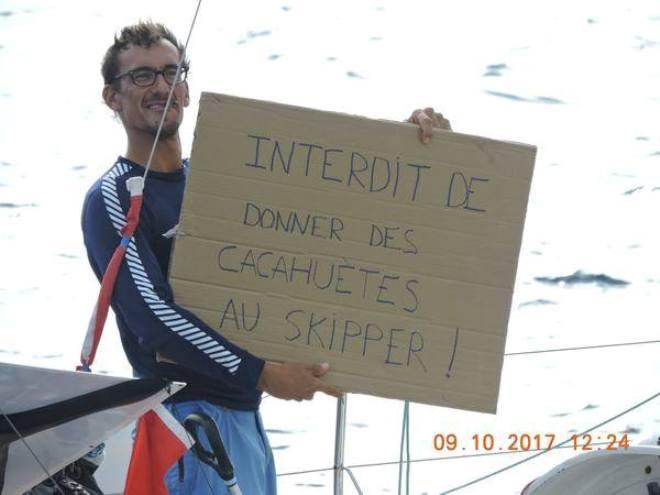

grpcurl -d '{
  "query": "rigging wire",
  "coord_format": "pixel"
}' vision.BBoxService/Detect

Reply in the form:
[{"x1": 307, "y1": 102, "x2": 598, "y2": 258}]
[
  {"x1": 397, "y1": 400, "x2": 411, "y2": 495},
  {"x1": 0, "y1": 405, "x2": 65, "y2": 495},
  {"x1": 348, "y1": 440, "x2": 614, "y2": 469},
  {"x1": 278, "y1": 440, "x2": 615, "y2": 477},
  {"x1": 505, "y1": 339, "x2": 660, "y2": 356},
  {"x1": 275, "y1": 337, "x2": 658, "y2": 484},
  {"x1": 141, "y1": 0, "x2": 203, "y2": 181},
  {"x1": 276, "y1": 390, "x2": 658, "y2": 482},
  {"x1": 438, "y1": 391, "x2": 659, "y2": 494}
]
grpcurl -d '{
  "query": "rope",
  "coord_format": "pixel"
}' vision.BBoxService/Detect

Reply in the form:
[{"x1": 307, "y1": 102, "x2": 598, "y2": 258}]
[
  {"x1": 344, "y1": 467, "x2": 364, "y2": 495},
  {"x1": 397, "y1": 400, "x2": 410, "y2": 495},
  {"x1": 405, "y1": 402, "x2": 410, "y2": 493},
  {"x1": 438, "y1": 391, "x2": 660, "y2": 494},
  {"x1": 346, "y1": 441, "x2": 614, "y2": 469},
  {"x1": 0, "y1": 406, "x2": 65, "y2": 495},
  {"x1": 277, "y1": 440, "x2": 614, "y2": 477},
  {"x1": 141, "y1": 0, "x2": 203, "y2": 181},
  {"x1": 276, "y1": 390, "x2": 659, "y2": 488},
  {"x1": 505, "y1": 339, "x2": 660, "y2": 356},
  {"x1": 278, "y1": 466, "x2": 333, "y2": 477}
]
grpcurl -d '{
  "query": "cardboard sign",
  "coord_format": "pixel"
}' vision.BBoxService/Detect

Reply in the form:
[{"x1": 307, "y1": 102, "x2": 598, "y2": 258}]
[{"x1": 169, "y1": 92, "x2": 536, "y2": 413}]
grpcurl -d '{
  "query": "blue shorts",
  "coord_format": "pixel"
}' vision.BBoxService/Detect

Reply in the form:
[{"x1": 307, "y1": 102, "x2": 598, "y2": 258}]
[{"x1": 164, "y1": 401, "x2": 277, "y2": 494}]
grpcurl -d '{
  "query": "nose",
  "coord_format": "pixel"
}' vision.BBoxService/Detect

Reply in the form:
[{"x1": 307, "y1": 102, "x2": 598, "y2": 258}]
[{"x1": 153, "y1": 71, "x2": 171, "y2": 90}]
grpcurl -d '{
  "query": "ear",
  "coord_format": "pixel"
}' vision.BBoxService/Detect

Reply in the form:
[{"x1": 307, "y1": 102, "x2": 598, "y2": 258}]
[{"x1": 102, "y1": 84, "x2": 122, "y2": 112}]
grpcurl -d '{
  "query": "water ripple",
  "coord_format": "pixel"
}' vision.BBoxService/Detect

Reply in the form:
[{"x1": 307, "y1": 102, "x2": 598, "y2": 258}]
[
  {"x1": 535, "y1": 270, "x2": 630, "y2": 287},
  {"x1": 485, "y1": 90, "x2": 564, "y2": 104}
]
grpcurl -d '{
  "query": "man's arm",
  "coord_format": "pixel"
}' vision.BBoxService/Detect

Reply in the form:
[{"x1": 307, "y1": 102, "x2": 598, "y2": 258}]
[
  {"x1": 258, "y1": 361, "x2": 341, "y2": 400},
  {"x1": 83, "y1": 177, "x2": 340, "y2": 399},
  {"x1": 83, "y1": 177, "x2": 266, "y2": 391}
]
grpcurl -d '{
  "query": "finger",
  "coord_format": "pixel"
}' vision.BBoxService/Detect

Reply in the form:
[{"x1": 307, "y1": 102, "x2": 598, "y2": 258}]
[
  {"x1": 319, "y1": 383, "x2": 343, "y2": 399},
  {"x1": 417, "y1": 113, "x2": 434, "y2": 144},
  {"x1": 311, "y1": 362, "x2": 330, "y2": 377},
  {"x1": 314, "y1": 378, "x2": 343, "y2": 399},
  {"x1": 427, "y1": 107, "x2": 451, "y2": 130},
  {"x1": 406, "y1": 108, "x2": 422, "y2": 124},
  {"x1": 423, "y1": 107, "x2": 440, "y2": 126},
  {"x1": 438, "y1": 116, "x2": 451, "y2": 130}
]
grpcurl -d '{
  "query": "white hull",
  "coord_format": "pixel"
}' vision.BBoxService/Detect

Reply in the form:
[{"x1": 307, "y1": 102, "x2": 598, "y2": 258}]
[{"x1": 523, "y1": 439, "x2": 660, "y2": 495}]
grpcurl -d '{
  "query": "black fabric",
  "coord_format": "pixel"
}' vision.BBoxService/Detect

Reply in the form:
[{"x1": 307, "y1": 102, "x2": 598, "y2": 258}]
[
  {"x1": 0, "y1": 443, "x2": 8, "y2": 494},
  {"x1": 81, "y1": 157, "x2": 264, "y2": 410},
  {"x1": 23, "y1": 459, "x2": 103, "y2": 495},
  {"x1": 0, "y1": 377, "x2": 168, "y2": 442}
]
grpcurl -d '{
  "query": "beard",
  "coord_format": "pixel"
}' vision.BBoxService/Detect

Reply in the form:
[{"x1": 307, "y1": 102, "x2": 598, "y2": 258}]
[
  {"x1": 148, "y1": 119, "x2": 180, "y2": 140},
  {"x1": 146, "y1": 108, "x2": 182, "y2": 140},
  {"x1": 142, "y1": 94, "x2": 184, "y2": 140}
]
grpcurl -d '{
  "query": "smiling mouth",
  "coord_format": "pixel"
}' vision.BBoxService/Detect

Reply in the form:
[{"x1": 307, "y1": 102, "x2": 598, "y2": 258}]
[{"x1": 144, "y1": 100, "x2": 178, "y2": 112}]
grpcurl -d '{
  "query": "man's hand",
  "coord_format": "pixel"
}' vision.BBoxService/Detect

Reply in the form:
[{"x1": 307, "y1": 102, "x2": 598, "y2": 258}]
[
  {"x1": 257, "y1": 361, "x2": 343, "y2": 401},
  {"x1": 407, "y1": 107, "x2": 452, "y2": 144}
]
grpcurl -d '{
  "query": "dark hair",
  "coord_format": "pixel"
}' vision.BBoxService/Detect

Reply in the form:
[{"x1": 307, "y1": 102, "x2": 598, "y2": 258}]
[{"x1": 101, "y1": 21, "x2": 189, "y2": 85}]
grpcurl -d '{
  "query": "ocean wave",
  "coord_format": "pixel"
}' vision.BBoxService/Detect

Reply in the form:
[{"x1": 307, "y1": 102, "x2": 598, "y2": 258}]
[
  {"x1": 623, "y1": 186, "x2": 643, "y2": 195},
  {"x1": 0, "y1": 202, "x2": 37, "y2": 208},
  {"x1": 534, "y1": 270, "x2": 630, "y2": 287},
  {"x1": 518, "y1": 299, "x2": 557, "y2": 308},
  {"x1": 485, "y1": 90, "x2": 564, "y2": 104}
]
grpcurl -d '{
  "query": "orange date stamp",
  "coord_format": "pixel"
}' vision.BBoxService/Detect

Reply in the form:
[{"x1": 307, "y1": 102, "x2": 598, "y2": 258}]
[{"x1": 432, "y1": 432, "x2": 630, "y2": 452}]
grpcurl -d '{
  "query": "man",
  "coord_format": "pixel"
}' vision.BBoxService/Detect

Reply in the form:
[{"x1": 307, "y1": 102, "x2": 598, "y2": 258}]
[{"x1": 82, "y1": 21, "x2": 450, "y2": 494}]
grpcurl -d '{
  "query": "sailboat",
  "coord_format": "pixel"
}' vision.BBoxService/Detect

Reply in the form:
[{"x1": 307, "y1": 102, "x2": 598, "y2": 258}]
[
  {"x1": 522, "y1": 436, "x2": 660, "y2": 495},
  {"x1": 0, "y1": 362, "x2": 184, "y2": 494}
]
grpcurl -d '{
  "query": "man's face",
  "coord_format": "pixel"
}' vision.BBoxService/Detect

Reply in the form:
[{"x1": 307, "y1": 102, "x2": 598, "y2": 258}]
[{"x1": 105, "y1": 39, "x2": 190, "y2": 140}]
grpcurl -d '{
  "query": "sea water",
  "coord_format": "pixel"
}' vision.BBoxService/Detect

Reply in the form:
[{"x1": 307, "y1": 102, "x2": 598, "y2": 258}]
[{"x1": 0, "y1": 0, "x2": 658, "y2": 493}]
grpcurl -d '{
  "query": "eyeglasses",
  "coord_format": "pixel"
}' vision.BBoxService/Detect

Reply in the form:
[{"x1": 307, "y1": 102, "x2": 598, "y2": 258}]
[{"x1": 111, "y1": 64, "x2": 189, "y2": 87}]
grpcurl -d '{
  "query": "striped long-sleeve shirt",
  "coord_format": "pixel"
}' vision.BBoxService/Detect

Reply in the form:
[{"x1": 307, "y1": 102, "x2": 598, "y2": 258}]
[{"x1": 82, "y1": 157, "x2": 264, "y2": 410}]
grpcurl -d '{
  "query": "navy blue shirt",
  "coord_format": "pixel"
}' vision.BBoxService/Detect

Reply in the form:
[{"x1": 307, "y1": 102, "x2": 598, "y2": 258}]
[{"x1": 82, "y1": 157, "x2": 264, "y2": 410}]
